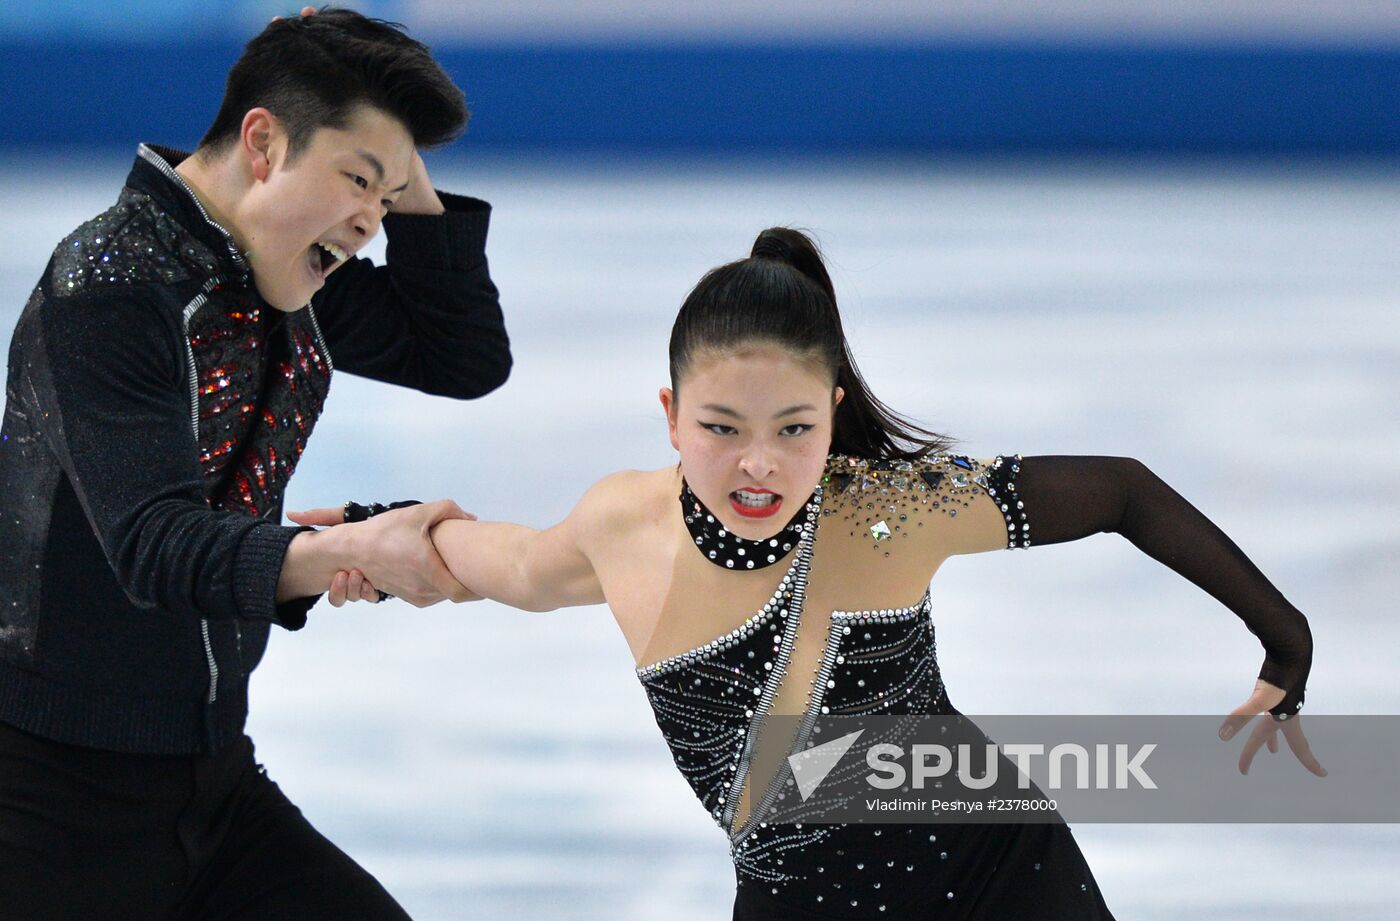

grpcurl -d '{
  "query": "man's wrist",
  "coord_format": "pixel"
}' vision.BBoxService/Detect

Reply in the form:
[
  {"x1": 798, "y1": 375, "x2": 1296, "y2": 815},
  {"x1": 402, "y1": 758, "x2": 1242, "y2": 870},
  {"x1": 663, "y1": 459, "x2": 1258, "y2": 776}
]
[
  {"x1": 392, "y1": 190, "x2": 446, "y2": 216},
  {"x1": 277, "y1": 523, "x2": 364, "y2": 603}
]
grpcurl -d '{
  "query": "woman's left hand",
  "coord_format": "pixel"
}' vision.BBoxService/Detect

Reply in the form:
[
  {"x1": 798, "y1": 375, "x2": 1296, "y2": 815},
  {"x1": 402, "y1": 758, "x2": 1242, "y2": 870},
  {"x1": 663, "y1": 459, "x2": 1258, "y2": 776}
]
[
  {"x1": 1218, "y1": 679, "x2": 1327, "y2": 777},
  {"x1": 323, "y1": 566, "x2": 484, "y2": 605},
  {"x1": 329, "y1": 568, "x2": 381, "y2": 607}
]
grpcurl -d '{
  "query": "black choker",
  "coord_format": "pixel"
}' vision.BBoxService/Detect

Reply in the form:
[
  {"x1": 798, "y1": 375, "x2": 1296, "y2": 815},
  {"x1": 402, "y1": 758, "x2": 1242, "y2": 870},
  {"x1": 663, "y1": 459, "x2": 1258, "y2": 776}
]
[{"x1": 679, "y1": 480, "x2": 821, "y2": 571}]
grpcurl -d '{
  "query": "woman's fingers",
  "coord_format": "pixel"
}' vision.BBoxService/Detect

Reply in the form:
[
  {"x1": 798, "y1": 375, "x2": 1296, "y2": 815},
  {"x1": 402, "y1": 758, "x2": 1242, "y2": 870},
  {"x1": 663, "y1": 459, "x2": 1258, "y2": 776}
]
[
  {"x1": 347, "y1": 569, "x2": 366, "y2": 601},
  {"x1": 1218, "y1": 680, "x2": 1287, "y2": 740},
  {"x1": 329, "y1": 569, "x2": 382, "y2": 605},
  {"x1": 1232, "y1": 712, "x2": 1326, "y2": 777},
  {"x1": 348, "y1": 570, "x2": 379, "y2": 602},
  {"x1": 1280, "y1": 719, "x2": 1327, "y2": 777},
  {"x1": 329, "y1": 570, "x2": 348, "y2": 607},
  {"x1": 287, "y1": 506, "x2": 347, "y2": 527},
  {"x1": 1237, "y1": 719, "x2": 1278, "y2": 773}
]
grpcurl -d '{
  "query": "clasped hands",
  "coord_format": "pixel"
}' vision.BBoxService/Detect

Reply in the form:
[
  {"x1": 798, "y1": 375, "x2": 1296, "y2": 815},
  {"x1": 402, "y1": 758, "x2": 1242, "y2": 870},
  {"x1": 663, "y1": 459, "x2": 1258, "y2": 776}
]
[
  {"x1": 290, "y1": 501, "x2": 1327, "y2": 780},
  {"x1": 286, "y1": 500, "x2": 478, "y2": 607}
]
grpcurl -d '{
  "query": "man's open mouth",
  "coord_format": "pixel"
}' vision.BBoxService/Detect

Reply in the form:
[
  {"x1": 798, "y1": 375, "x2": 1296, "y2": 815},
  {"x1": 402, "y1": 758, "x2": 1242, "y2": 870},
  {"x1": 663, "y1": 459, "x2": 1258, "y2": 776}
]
[{"x1": 309, "y1": 240, "x2": 350, "y2": 278}]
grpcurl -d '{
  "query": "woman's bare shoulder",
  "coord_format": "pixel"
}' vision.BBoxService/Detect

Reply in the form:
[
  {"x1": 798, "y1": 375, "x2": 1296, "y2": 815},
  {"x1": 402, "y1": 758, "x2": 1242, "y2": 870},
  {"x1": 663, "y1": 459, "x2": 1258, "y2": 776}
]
[{"x1": 569, "y1": 466, "x2": 680, "y2": 540}]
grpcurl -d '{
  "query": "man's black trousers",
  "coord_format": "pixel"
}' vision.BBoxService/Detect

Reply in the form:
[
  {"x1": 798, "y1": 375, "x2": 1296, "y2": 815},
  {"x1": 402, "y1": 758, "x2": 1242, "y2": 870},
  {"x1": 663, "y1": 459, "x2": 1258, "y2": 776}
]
[{"x1": 0, "y1": 720, "x2": 412, "y2": 920}]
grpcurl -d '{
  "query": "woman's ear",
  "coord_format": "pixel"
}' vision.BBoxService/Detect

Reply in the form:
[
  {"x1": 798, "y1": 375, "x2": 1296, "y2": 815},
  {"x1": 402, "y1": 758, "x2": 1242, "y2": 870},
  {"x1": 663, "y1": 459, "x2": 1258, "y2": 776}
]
[{"x1": 659, "y1": 387, "x2": 681, "y2": 451}]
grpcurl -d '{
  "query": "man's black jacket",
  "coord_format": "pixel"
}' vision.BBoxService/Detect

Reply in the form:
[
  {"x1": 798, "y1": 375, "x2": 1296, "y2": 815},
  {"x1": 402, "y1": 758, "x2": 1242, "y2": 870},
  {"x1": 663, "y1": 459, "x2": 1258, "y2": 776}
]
[{"x1": 0, "y1": 145, "x2": 510, "y2": 754}]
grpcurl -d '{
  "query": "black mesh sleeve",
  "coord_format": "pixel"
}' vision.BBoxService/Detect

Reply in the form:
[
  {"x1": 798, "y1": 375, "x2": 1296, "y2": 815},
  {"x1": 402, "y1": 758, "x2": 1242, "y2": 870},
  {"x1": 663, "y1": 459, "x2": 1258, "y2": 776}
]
[{"x1": 1009, "y1": 455, "x2": 1312, "y2": 719}]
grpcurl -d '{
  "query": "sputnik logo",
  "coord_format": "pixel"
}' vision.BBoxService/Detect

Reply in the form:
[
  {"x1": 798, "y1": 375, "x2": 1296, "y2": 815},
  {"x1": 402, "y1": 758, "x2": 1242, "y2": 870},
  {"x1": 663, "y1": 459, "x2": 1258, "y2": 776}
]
[{"x1": 788, "y1": 730, "x2": 865, "y2": 801}]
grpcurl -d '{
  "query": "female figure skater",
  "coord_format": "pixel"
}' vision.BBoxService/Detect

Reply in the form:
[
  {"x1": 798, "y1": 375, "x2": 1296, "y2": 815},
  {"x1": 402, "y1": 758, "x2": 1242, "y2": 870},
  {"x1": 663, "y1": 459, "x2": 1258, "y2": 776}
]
[{"x1": 302, "y1": 228, "x2": 1318, "y2": 919}]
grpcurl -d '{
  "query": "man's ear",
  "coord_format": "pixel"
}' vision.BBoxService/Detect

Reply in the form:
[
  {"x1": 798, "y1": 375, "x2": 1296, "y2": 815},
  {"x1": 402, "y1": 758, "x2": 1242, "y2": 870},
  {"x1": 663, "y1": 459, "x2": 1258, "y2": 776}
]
[
  {"x1": 659, "y1": 387, "x2": 680, "y2": 452},
  {"x1": 240, "y1": 108, "x2": 281, "y2": 182}
]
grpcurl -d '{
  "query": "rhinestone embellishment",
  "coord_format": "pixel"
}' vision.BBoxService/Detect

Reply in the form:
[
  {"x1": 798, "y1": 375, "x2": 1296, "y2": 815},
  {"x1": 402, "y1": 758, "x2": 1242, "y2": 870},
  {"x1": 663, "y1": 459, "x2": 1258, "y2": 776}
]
[{"x1": 680, "y1": 480, "x2": 815, "y2": 572}]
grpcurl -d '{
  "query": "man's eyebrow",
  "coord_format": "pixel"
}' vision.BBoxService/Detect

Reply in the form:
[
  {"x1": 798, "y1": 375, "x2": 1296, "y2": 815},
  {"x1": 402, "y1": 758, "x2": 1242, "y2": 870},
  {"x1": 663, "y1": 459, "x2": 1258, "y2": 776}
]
[{"x1": 355, "y1": 150, "x2": 410, "y2": 193}]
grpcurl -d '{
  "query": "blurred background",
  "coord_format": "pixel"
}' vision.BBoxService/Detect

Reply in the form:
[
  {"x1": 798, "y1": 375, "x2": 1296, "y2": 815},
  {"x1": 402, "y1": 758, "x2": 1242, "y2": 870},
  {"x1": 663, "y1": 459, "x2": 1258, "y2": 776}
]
[{"x1": 2, "y1": 3, "x2": 1397, "y2": 919}]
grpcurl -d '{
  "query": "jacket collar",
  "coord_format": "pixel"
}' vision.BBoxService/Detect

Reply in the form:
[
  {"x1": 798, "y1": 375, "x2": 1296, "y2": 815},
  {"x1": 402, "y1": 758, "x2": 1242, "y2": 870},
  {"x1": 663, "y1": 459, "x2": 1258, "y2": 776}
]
[{"x1": 127, "y1": 143, "x2": 252, "y2": 283}]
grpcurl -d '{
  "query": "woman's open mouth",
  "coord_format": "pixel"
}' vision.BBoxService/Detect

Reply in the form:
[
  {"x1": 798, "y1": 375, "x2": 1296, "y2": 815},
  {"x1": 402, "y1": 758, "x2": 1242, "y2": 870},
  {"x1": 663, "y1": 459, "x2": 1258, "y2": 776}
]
[{"x1": 730, "y1": 488, "x2": 782, "y2": 519}]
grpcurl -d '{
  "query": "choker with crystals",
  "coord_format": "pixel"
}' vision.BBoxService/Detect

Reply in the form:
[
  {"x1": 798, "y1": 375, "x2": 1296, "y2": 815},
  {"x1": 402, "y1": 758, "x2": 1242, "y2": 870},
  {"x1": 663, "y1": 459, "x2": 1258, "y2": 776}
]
[{"x1": 679, "y1": 480, "x2": 821, "y2": 571}]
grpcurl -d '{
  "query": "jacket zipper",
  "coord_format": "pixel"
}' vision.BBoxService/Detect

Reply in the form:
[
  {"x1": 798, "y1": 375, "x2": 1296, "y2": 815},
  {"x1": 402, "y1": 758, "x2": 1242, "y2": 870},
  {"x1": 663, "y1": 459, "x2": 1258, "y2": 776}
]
[
  {"x1": 138, "y1": 144, "x2": 249, "y2": 274},
  {"x1": 304, "y1": 303, "x2": 335, "y2": 372},
  {"x1": 164, "y1": 132, "x2": 333, "y2": 713},
  {"x1": 181, "y1": 279, "x2": 224, "y2": 706},
  {"x1": 154, "y1": 139, "x2": 315, "y2": 726},
  {"x1": 199, "y1": 619, "x2": 219, "y2": 705},
  {"x1": 180, "y1": 283, "x2": 216, "y2": 433}
]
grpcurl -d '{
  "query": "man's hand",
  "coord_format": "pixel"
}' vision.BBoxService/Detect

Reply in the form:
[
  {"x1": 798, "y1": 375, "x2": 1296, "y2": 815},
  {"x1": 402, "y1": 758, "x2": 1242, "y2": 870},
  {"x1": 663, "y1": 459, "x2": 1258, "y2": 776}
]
[
  {"x1": 389, "y1": 151, "x2": 446, "y2": 216},
  {"x1": 273, "y1": 5, "x2": 444, "y2": 218},
  {"x1": 283, "y1": 500, "x2": 476, "y2": 607},
  {"x1": 271, "y1": 6, "x2": 317, "y2": 23}
]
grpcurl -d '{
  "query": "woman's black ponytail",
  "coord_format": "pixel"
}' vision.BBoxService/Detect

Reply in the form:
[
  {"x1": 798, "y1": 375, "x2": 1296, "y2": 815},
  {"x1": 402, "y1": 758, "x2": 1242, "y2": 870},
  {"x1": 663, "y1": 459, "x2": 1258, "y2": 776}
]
[{"x1": 669, "y1": 228, "x2": 952, "y2": 461}]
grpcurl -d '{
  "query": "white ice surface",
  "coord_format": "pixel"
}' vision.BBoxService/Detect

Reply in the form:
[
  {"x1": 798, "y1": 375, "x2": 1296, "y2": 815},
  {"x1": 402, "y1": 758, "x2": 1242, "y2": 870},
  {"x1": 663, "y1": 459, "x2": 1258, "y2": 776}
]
[{"x1": 1, "y1": 154, "x2": 1396, "y2": 919}]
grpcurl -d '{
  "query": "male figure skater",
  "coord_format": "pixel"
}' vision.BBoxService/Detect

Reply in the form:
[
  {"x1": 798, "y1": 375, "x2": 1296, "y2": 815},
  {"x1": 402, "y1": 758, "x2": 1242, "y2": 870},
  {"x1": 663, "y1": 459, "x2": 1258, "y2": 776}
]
[{"x1": 0, "y1": 9, "x2": 507, "y2": 918}]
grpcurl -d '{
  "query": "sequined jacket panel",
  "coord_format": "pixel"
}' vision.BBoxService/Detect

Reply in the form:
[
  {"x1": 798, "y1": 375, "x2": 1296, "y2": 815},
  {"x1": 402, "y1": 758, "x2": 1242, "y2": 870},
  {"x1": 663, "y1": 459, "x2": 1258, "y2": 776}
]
[{"x1": 0, "y1": 145, "x2": 510, "y2": 754}]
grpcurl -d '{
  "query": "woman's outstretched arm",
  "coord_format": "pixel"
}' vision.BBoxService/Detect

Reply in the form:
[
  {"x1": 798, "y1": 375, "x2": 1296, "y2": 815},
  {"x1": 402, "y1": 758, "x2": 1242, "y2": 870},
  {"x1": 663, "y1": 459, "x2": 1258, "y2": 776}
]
[
  {"x1": 988, "y1": 455, "x2": 1313, "y2": 720},
  {"x1": 429, "y1": 483, "x2": 611, "y2": 612},
  {"x1": 429, "y1": 516, "x2": 603, "y2": 612}
]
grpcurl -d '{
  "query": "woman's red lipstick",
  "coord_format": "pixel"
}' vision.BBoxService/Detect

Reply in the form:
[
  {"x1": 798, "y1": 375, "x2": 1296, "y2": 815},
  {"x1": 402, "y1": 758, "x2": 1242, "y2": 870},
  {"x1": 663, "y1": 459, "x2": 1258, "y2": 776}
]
[{"x1": 730, "y1": 488, "x2": 782, "y2": 519}]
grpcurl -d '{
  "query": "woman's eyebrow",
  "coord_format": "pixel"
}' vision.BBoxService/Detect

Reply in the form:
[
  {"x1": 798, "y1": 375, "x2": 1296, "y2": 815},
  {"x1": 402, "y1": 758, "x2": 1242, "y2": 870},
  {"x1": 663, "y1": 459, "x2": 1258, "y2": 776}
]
[{"x1": 698, "y1": 404, "x2": 817, "y2": 419}]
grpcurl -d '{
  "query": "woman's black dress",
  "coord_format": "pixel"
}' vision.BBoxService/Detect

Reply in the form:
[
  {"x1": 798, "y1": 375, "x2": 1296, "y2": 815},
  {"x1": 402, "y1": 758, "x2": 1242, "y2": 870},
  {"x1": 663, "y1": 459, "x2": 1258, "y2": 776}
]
[{"x1": 637, "y1": 453, "x2": 1311, "y2": 919}]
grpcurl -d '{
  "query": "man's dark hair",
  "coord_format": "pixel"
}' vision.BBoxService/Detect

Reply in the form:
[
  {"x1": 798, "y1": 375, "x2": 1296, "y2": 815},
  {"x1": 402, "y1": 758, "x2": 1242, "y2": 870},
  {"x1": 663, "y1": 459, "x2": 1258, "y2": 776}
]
[{"x1": 199, "y1": 7, "x2": 468, "y2": 158}]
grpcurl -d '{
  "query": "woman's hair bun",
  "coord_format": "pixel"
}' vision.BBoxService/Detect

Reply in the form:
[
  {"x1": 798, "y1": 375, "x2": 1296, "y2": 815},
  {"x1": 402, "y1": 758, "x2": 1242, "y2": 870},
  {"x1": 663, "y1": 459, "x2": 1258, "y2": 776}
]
[
  {"x1": 750, "y1": 227, "x2": 811, "y2": 262},
  {"x1": 749, "y1": 228, "x2": 833, "y2": 300},
  {"x1": 750, "y1": 228, "x2": 797, "y2": 261}
]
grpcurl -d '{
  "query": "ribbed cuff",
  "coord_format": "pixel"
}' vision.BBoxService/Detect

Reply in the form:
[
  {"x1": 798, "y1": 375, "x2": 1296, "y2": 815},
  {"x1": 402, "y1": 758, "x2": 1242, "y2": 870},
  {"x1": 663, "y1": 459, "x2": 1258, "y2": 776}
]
[
  {"x1": 233, "y1": 524, "x2": 313, "y2": 630},
  {"x1": 384, "y1": 192, "x2": 490, "y2": 272}
]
